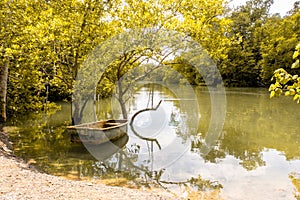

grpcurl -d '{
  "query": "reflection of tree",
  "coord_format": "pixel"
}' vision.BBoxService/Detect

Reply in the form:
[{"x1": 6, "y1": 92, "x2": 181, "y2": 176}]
[
  {"x1": 290, "y1": 172, "x2": 300, "y2": 200},
  {"x1": 221, "y1": 91, "x2": 300, "y2": 169},
  {"x1": 8, "y1": 99, "x2": 223, "y2": 196},
  {"x1": 190, "y1": 89, "x2": 300, "y2": 171},
  {"x1": 7, "y1": 110, "x2": 82, "y2": 175},
  {"x1": 159, "y1": 175, "x2": 222, "y2": 192},
  {"x1": 105, "y1": 122, "x2": 223, "y2": 193},
  {"x1": 173, "y1": 113, "x2": 192, "y2": 144},
  {"x1": 101, "y1": 83, "x2": 222, "y2": 193},
  {"x1": 192, "y1": 140, "x2": 226, "y2": 163},
  {"x1": 191, "y1": 127, "x2": 265, "y2": 170},
  {"x1": 92, "y1": 147, "x2": 224, "y2": 194},
  {"x1": 220, "y1": 128, "x2": 266, "y2": 170}
]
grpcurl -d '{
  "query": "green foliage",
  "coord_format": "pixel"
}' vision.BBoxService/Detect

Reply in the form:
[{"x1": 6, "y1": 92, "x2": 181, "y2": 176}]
[
  {"x1": 165, "y1": 57, "x2": 204, "y2": 85},
  {"x1": 269, "y1": 43, "x2": 300, "y2": 103},
  {"x1": 1, "y1": 0, "x2": 119, "y2": 117},
  {"x1": 2, "y1": 0, "x2": 300, "y2": 118},
  {"x1": 96, "y1": 48, "x2": 153, "y2": 98},
  {"x1": 220, "y1": 0, "x2": 273, "y2": 87},
  {"x1": 292, "y1": 43, "x2": 300, "y2": 69},
  {"x1": 260, "y1": 10, "x2": 300, "y2": 84}
]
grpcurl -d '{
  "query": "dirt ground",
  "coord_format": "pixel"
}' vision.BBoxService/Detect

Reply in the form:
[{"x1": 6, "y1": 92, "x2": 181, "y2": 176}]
[{"x1": 0, "y1": 131, "x2": 180, "y2": 200}]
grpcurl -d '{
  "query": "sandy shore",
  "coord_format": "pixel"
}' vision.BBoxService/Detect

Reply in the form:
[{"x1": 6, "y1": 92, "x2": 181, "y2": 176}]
[{"x1": 0, "y1": 132, "x2": 180, "y2": 200}]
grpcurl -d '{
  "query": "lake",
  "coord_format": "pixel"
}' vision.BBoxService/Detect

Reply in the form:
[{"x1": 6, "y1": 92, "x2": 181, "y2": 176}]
[{"x1": 6, "y1": 85, "x2": 300, "y2": 199}]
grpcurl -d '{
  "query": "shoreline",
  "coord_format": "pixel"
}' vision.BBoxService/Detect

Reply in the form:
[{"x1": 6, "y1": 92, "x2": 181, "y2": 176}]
[{"x1": 0, "y1": 131, "x2": 180, "y2": 200}]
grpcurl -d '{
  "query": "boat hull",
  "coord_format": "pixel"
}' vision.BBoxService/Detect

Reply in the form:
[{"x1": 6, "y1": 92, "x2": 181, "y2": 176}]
[{"x1": 67, "y1": 119, "x2": 128, "y2": 145}]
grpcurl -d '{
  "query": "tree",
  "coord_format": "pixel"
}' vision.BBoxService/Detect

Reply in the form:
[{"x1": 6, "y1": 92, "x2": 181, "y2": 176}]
[
  {"x1": 1, "y1": 0, "x2": 232, "y2": 121},
  {"x1": 260, "y1": 10, "x2": 300, "y2": 84},
  {"x1": 114, "y1": 0, "x2": 231, "y2": 61},
  {"x1": 0, "y1": 0, "x2": 119, "y2": 120},
  {"x1": 0, "y1": 64, "x2": 8, "y2": 125},
  {"x1": 220, "y1": 0, "x2": 274, "y2": 86},
  {"x1": 269, "y1": 43, "x2": 300, "y2": 103},
  {"x1": 39, "y1": 0, "x2": 120, "y2": 98},
  {"x1": 0, "y1": 0, "x2": 9, "y2": 124},
  {"x1": 2, "y1": 0, "x2": 58, "y2": 116},
  {"x1": 0, "y1": 0, "x2": 30, "y2": 123},
  {"x1": 96, "y1": 47, "x2": 159, "y2": 119},
  {"x1": 77, "y1": 0, "x2": 232, "y2": 122}
]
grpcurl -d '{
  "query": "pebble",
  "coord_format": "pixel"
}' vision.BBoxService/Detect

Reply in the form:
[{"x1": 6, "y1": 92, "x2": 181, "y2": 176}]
[{"x1": 0, "y1": 154, "x2": 180, "y2": 200}]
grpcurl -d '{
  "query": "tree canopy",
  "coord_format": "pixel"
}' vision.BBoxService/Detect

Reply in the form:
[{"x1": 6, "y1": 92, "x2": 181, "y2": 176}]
[{"x1": 1, "y1": 0, "x2": 300, "y2": 122}]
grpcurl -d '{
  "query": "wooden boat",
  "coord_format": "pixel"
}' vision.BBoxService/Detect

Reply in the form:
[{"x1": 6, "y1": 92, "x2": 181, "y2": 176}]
[{"x1": 67, "y1": 119, "x2": 128, "y2": 145}]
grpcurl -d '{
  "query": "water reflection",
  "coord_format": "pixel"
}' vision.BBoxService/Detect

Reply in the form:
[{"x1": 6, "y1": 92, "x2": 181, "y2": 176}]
[{"x1": 6, "y1": 86, "x2": 300, "y2": 199}]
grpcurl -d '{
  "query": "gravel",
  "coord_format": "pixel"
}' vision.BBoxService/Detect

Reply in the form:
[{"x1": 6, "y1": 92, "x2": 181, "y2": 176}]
[{"x1": 0, "y1": 132, "x2": 180, "y2": 200}]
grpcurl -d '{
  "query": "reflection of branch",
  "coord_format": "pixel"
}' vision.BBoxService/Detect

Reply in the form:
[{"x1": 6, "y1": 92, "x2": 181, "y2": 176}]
[
  {"x1": 118, "y1": 150, "x2": 174, "y2": 193},
  {"x1": 118, "y1": 151, "x2": 181, "y2": 196},
  {"x1": 119, "y1": 151, "x2": 150, "y2": 173},
  {"x1": 160, "y1": 180, "x2": 188, "y2": 185},
  {"x1": 129, "y1": 100, "x2": 162, "y2": 150},
  {"x1": 119, "y1": 149, "x2": 221, "y2": 195}
]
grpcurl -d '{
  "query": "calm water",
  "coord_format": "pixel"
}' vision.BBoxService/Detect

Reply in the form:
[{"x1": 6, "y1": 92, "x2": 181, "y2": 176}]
[{"x1": 6, "y1": 86, "x2": 300, "y2": 199}]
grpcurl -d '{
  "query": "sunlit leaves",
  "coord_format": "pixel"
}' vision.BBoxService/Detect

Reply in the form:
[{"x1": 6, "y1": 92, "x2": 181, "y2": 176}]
[
  {"x1": 1, "y1": 0, "x2": 121, "y2": 116},
  {"x1": 292, "y1": 44, "x2": 300, "y2": 69},
  {"x1": 292, "y1": 59, "x2": 300, "y2": 69},
  {"x1": 220, "y1": 0, "x2": 274, "y2": 87},
  {"x1": 270, "y1": 43, "x2": 300, "y2": 103},
  {"x1": 114, "y1": 0, "x2": 230, "y2": 62},
  {"x1": 293, "y1": 50, "x2": 299, "y2": 60},
  {"x1": 269, "y1": 82, "x2": 282, "y2": 98},
  {"x1": 260, "y1": 9, "x2": 300, "y2": 84}
]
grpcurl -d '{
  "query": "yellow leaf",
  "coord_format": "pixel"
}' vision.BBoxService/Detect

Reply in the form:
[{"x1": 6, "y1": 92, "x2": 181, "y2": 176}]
[
  {"x1": 292, "y1": 75, "x2": 298, "y2": 80},
  {"x1": 270, "y1": 91, "x2": 275, "y2": 99},
  {"x1": 285, "y1": 91, "x2": 290, "y2": 96},
  {"x1": 293, "y1": 51, "x2": 299, "y2": 59},
  {"x1": 290, "y1": 89, "x2": 296, "y2": 96},
  {"x1": 269, "y1": 84, "x2": 275, "y2": 91},
  {"x1": 292, "y1": 60, "x2": 299, "y2": 69}
]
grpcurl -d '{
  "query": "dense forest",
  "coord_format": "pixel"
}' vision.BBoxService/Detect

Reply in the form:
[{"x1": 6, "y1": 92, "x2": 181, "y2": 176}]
[{"x1": 0, "y1": 0, "x2": 300, "y2": 123}]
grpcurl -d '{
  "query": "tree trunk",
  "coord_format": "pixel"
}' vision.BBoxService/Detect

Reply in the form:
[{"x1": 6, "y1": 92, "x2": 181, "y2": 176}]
[
  {"x1": 0, "y1": 64, "x2": 8, "y2": 126},
  {"x1": 118, "y1": 81, "x2": 127, "y2": 119}
]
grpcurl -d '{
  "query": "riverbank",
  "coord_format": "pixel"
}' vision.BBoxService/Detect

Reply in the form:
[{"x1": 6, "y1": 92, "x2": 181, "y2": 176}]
[{"x1": 0, "y1": 131, "x2": 179, "y2": 200}]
